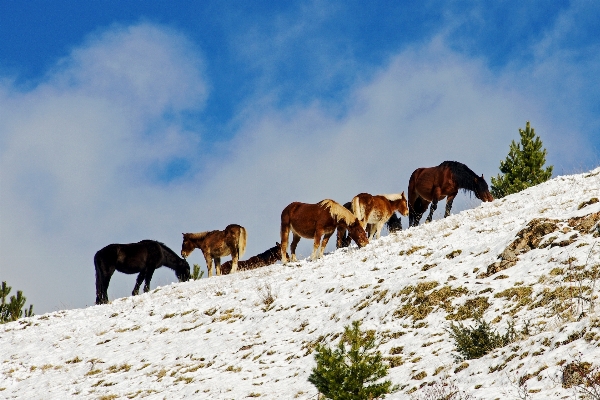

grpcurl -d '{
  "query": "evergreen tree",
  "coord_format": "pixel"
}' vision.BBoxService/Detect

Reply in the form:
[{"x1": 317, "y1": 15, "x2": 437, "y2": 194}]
[
  {"x1": 308, "y1": 321, "x2": 393, "y2": 400},
  {"x1": 491, "y1": 121, "x2": 553, "y2": 198},
  {"x1": 1, "y1": 281, "x2": 34, "y2": 324}
]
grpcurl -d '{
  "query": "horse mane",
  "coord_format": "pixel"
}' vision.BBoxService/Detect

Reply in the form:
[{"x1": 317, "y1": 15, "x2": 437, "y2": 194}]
[
  {"x1": 438, "y1": 161, "x2": 481, "y2": 193},
  {"x1": 380, "y1": 193, "x2": 405, "y2": 201},
  {"x1": 159, "y1": 241, "x2": 181, "y2": 259},
  {"x1": 318, "y1": 199, "x2": 357, "y2": 225}
]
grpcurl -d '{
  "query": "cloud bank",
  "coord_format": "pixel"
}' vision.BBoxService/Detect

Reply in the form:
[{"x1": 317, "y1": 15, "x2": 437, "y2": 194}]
[{"x1": 1, "y1": 13, "x2": 598, "y2": 312}]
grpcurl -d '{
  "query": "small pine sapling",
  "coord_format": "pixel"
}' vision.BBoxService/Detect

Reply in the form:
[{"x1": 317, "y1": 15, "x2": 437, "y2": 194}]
[
  {"x1": 1, "y1": 281, "x2": 34, "y2": 323},
  {"x1": 192, "y1": 264, "x2": 205, "y2": 280},
  {"x1": 491, "y1": 121, "x2": 553, "y2": 198},
  {"x1": 308, "y1": 321, "x2": 394, "y2": 399}
]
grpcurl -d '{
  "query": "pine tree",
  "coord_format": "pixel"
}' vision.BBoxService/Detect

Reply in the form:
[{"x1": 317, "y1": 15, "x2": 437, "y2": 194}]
[
  {"x1": 491, "y1": 121, "x2": 553, "y2": 198},
  {"x1": 308, "y1": 321, "x2": 393, "y2": 400},
  {"x1": 1, "y1": 281, "x2": 34, "y2": 324}
]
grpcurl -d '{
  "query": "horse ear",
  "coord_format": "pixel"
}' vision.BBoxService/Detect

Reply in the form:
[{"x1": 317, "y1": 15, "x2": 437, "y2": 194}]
[{"x1": 481, "y1": 174, "x2": 484, "y2": 179}]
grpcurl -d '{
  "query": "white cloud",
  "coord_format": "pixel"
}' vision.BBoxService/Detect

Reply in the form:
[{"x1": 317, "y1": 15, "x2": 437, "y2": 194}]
[
  {"x1": 0, "y1": 23, "x2": 208, "y2": 310},
  {"x1": 1, "y1": 19, "x2": 596, "y2": 313}
]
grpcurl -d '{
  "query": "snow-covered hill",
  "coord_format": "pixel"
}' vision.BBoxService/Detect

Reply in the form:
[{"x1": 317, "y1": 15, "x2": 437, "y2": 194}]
[{"x1": 1, "y1": 169, "x2": 600, "y2": 399}]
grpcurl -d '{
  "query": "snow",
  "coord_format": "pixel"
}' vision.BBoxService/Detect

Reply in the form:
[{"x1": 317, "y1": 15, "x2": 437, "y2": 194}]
[{"x1": 1, "y1": 168, "x2": 600, "y2": 399}]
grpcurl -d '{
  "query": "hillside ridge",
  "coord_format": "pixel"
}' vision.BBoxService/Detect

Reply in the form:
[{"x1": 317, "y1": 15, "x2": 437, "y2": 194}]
[{"x1": 1, "y1": 168, "x2": 600, "y2": 399}]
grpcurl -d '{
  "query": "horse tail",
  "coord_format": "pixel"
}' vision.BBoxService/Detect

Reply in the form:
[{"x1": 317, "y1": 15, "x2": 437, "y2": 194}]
[
  {"x1": 238, "y1": 226, "x2": 247, "y2": 259},
  {"x1": 94, "y1": 247, "x2": 111, "y2": 304},
  {"x1": 351, "y1": 196, "x2": 363, "y2": 221}
]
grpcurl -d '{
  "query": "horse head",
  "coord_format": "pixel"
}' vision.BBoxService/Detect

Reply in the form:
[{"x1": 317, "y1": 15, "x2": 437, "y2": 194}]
[
  {"x1": 397, "y1": 192, "x2": 409, "y2": 216},
  {"x1": 181, "y1": 233, "x2": 195, "y2": 258},
  {"x1": 181, "y1": 232, "x2": 209, "y2": 258},
  {"x1": 347, "y1": 220, "x2": 369, "y2": 248},
  {"x1": 176, "y1": 258, "x2": 191, "y2": 282},
  {"x1": 473, "y1": 175, "x2": 494, "y2": 202}
]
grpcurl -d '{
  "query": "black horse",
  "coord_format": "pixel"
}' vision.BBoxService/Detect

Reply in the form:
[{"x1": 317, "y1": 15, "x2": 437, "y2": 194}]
[{"x1": 94, "y1": 240, "x2": 190, "y2": 305}]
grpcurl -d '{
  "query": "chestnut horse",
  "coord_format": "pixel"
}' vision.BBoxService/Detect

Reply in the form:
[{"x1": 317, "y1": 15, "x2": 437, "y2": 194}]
[
  {"x1": 220, "y1": 242, "x2": 285, "y2": 275},
  {"x1": 181, "y1": 224, "x2": 247, "y2": 276},
  {"x1": 408, "y1": 161, "x2": 494, "y2": 227},
  {"x1": 351, "y1": 192, "x2": 409, "y2": 239},
  {"x1": 94, "y1": 240, "x2": 190, "y2": 305},
  {"x1": 336, "y1": 198, "x2": 405, "y2": 248},
  {"x1": 280, "y1": 199, "x2": 369, "y2": 263}
]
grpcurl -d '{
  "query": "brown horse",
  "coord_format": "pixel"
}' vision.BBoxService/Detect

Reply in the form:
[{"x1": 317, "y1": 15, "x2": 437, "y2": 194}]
[
  {"x1": 220, "y1": 242, "x2": 285, "y2": 275},
  {"x1": 181, "y1": 224, "x2": 247, "y2": 276},
  {"x1": 351, "y1": 192, "x2": 409, "y2": 239},
  {"x1": 408, "y1": 161, "x2": 494, "y2": 227},
  {"x1": 280, "y1": 199, "x2": 369, "y2": 263}
]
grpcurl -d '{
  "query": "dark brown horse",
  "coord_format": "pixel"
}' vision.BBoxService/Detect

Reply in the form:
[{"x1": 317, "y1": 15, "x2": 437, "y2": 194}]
[
  {"x1": 94, "y1": 240, "x2": 190, "y2": 305},
  {"x1": 351, "y1": 192, "x2": 409, "y2": 239},
  {"x1": 220, "y1": 242, "x2": 285, "y2": 275},
  {"x1": 181, "y1": 224, "x2": 247, "y2": 276},
  {"x1": 281, "y1": 199, "x2": 369, "y2": 263},
  {"x1": 408, "y1": 161, "x2": 494, "y2": 227}
]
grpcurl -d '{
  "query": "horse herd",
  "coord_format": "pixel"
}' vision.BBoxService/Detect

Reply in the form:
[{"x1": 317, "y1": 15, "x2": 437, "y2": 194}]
[{"x1": 94, "y1": 161, "x2": 493, "y2": 305}]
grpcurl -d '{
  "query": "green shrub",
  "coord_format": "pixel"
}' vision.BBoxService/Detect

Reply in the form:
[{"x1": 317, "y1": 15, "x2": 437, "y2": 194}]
[
  {"x1": 491, "y1": 121, "x2": 553, "y2": 198},
  {"x1": 448, "y1": 319, "x2": 515, "y2": 360},
  {"x1": 308, "y1": 321, "x2": 394, "y2": 399},
  {"x1": 1, "y1": 281, "x2": 34, "y2": 323},
  {"x1": 192, "y1": 264, "x2": 204, "y2": 280}
]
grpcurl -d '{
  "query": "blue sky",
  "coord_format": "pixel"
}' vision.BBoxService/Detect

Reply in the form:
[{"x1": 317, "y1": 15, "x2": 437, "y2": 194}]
[{"x1": 1, "y1": 1, "x2": 599, "y2": 313}]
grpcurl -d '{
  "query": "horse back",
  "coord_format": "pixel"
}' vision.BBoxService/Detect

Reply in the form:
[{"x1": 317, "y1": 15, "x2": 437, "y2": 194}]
[
  {"x1": 370, "y1": 195, "x2": 394, "y2": 218},
  {"x1": 409, "y1": 166, "x2": 450, "y2": 202},
  {"x1": 282, "y1": 201, "x2": 337, "y2": 239},
  {"x1": 94, "y1": 241, "x2": 157, "y2": 274}
]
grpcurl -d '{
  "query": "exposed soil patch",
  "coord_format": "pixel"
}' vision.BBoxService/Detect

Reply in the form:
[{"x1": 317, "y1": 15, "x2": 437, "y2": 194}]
[{"x1": 478, "y1": 212, "x2": 600, "y2": 279}]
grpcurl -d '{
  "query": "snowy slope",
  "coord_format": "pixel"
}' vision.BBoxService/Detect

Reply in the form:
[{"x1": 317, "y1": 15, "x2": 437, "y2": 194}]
[{"x1": 1, "y1": 168, "x2": 600, "y2": 400}]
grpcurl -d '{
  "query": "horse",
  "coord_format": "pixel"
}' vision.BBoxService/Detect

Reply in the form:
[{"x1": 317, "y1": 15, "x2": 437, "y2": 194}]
[
  {"x1": 408, "y1": 160, "x2": 494, "y2": 227},
  {"x1": 94, "y1": 240, "x2": 190, "y2": 305},
  {"x1": 220, "y1": 242, "x2": 285, "y2": 275},
  {"x1": 336, "y1": 197, "x2": 406, "y2": 248},
  {"x1": 351, "y1": 192, "x2": 409, "y2": 239},
  {"x1": 181, "y1": 224, "x2": 247, "y2": 276},
  {"x1": 281, "y1": 199, "x2": 369, "y2": 263}
]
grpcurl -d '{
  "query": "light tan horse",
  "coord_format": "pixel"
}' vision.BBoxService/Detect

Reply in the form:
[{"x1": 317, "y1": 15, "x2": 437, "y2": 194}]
[
  {"x1": 351, "y1": 192, "x2": 409, "y2": 239},
  {"x1": 181, "y1": 224, "x2": 247, "y2": 276},
  {"x1": 280, "y1": 199, "x2": 369, "y2": 263}
]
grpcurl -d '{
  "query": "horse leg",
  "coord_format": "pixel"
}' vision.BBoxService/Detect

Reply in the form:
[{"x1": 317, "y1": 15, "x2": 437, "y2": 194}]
[
  {"x1": 132, "y1": 270, "x2": 146, "y2": 296},
  {"x1": 215, "y1": 257, "x2": 222, "y2": 276},
  {"x1": 230, "y1": 248, "x2": 239, "y2": 274},
  {"x1": 95, "y1": 263, "x2": 113, "y2": 305},
  {"x1": 280, "y1": 220, "x2": 290, "y2": 264},
  {"x1": 374, "y1": 221, "x2": 385, "y2": 239},
  {"x1": 410, "y1": 197, "x2": 425, "y2": 227},
  {"x1": 204, "y1": 254, "x2": 214, "y2": 277},
  {"x1": 444, "y1": 195, "x2": 455, "y2": 218},
  {"x1": 336, "y1": 226, "x2": 347, "y2": 249},
  {"x1": 425, "y1": 201, "x2": 437, "y2": 223},
  {"x1": 426, "y1": 187, "x2": 442, "y2": 223},
  {"x1": 311, "y1": 229, "x2": 324, "y2": 260},
  {"x1": 143, "y1": 268, "x2": 156, "y2": 293},
  {"x1": 318, "y1": 232, "x2": 334, "y2": 258},
  {"x1": 290, "y1": 234, "x2": 301, "y2": 262}
]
